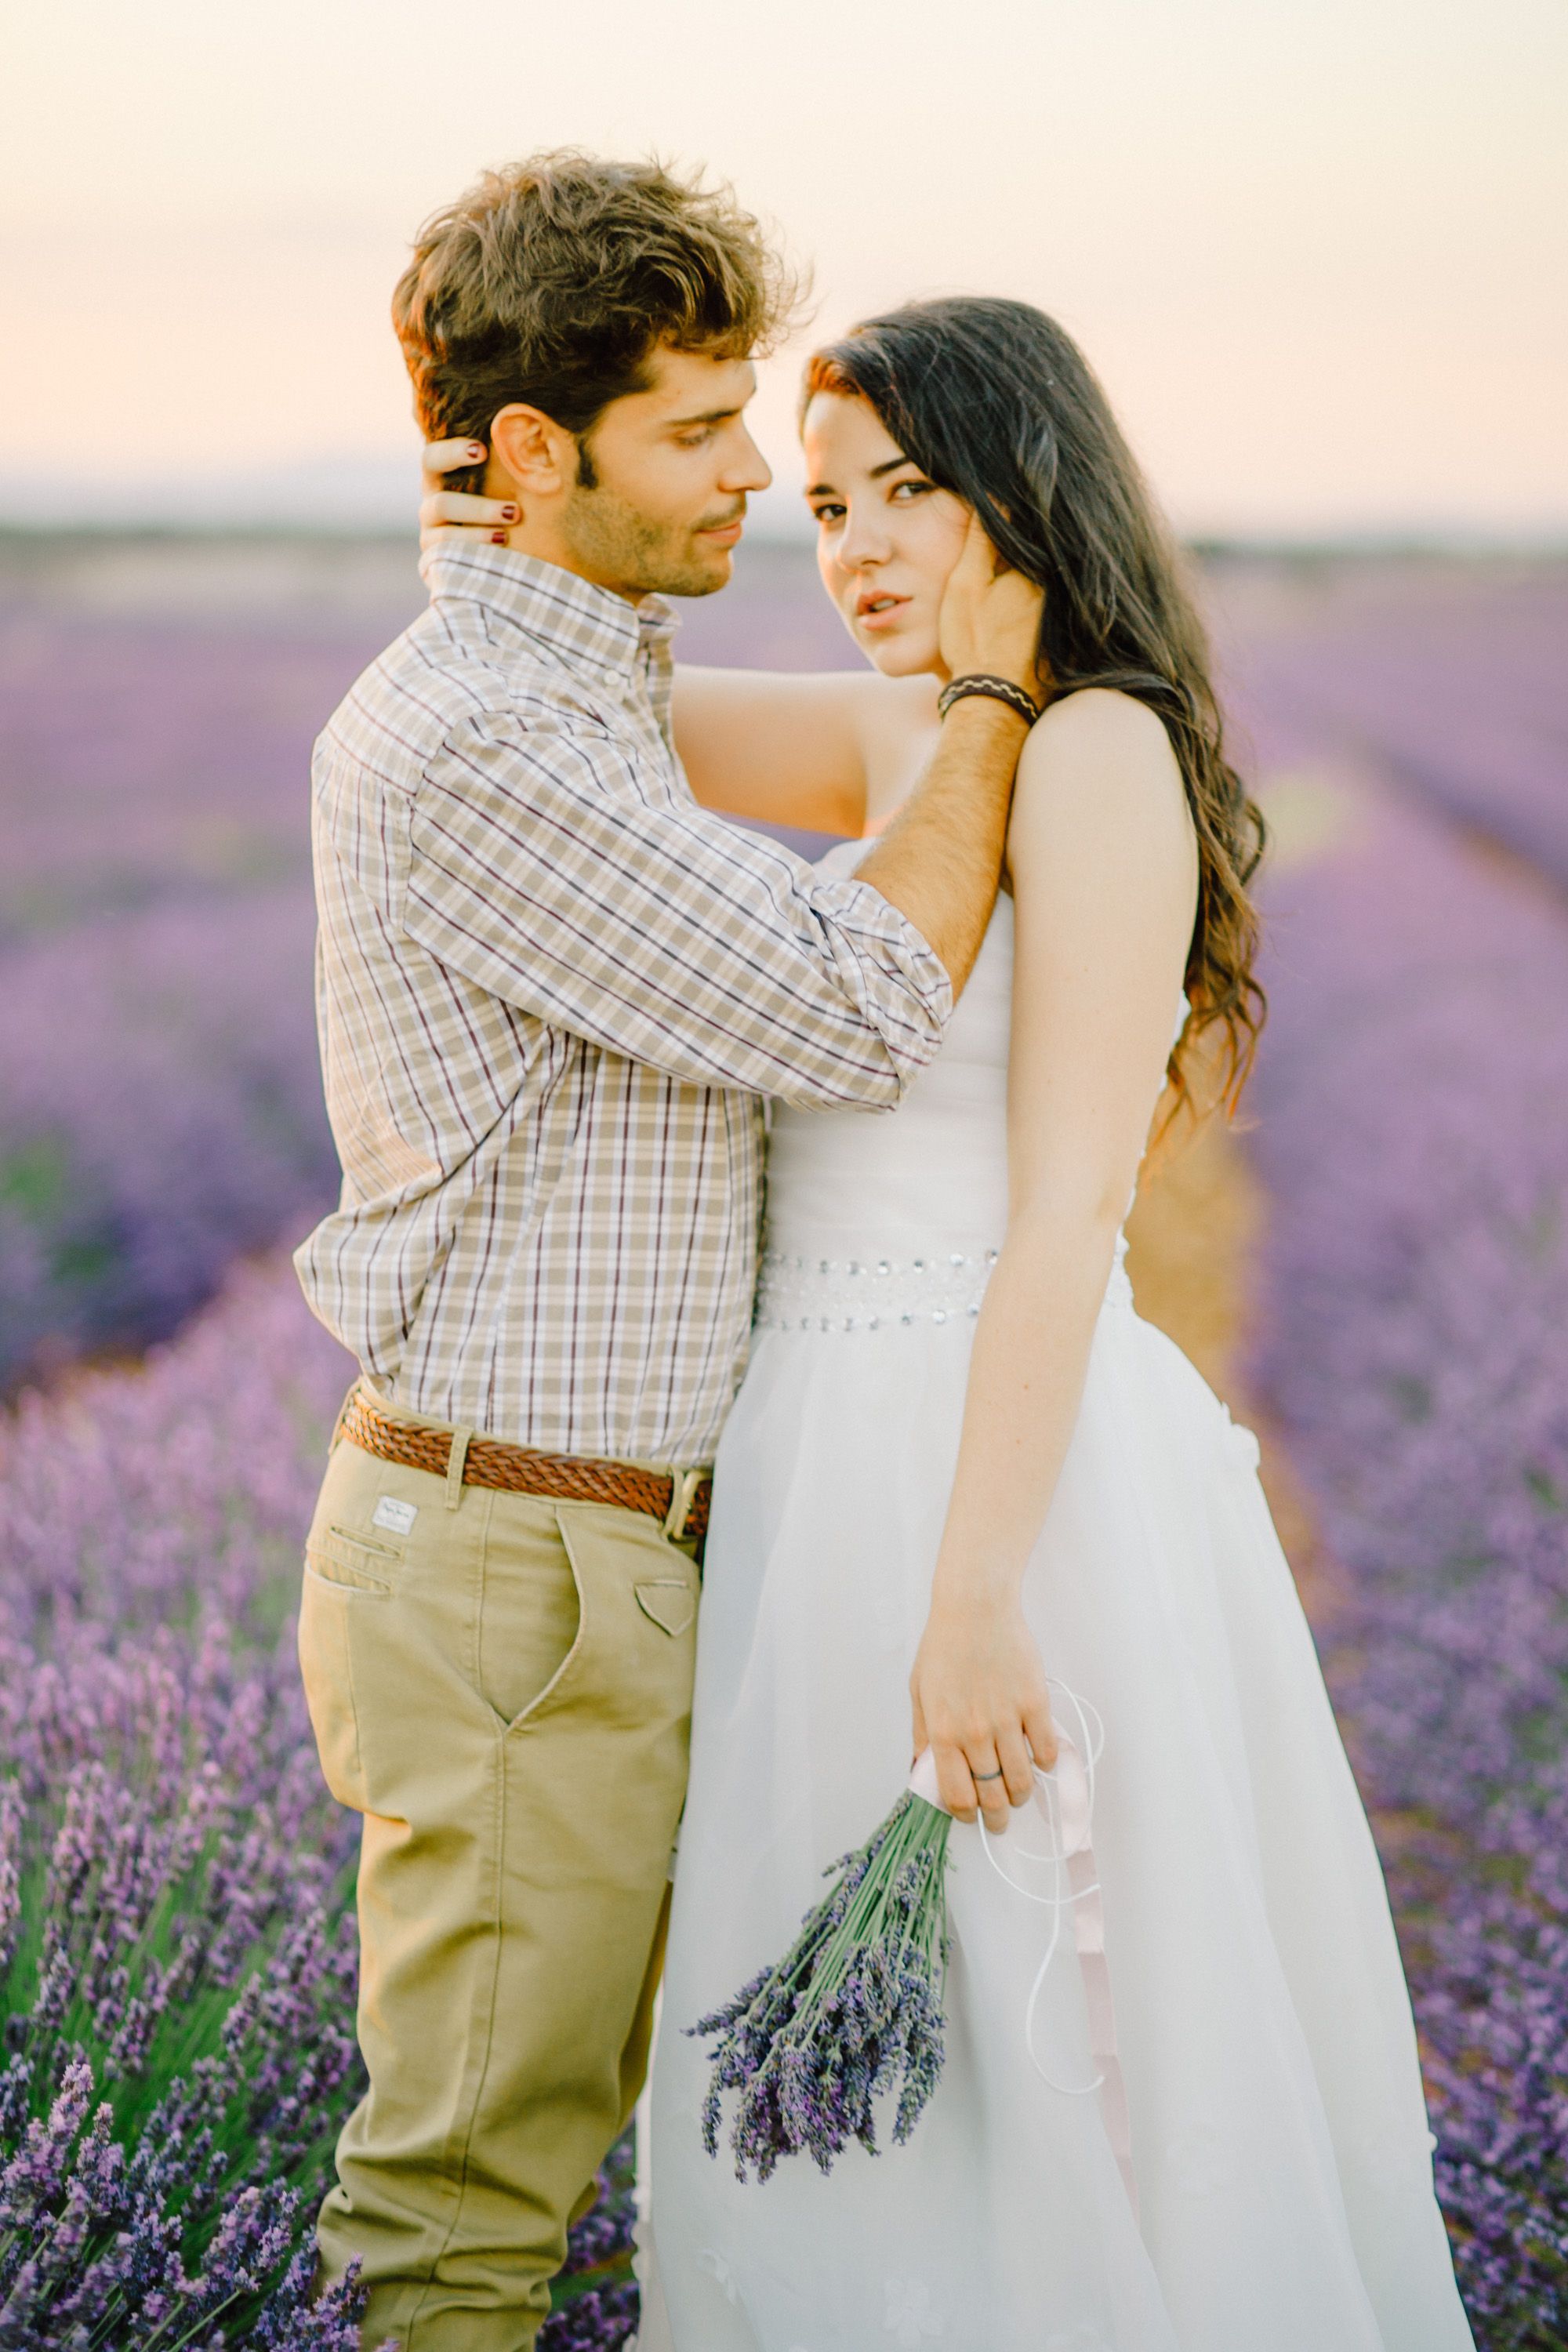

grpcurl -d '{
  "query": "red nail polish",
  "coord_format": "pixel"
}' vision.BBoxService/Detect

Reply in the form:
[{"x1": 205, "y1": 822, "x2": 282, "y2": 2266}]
[
  {"x1": 491, "y1": 531, "x2": 508, "y2": 544},
  {"x1": 467, "y1": 443, "x2": 485, "y2": 460},
  {"x1": 501, "y1": 505, "x2": 519, "y2": 522}
]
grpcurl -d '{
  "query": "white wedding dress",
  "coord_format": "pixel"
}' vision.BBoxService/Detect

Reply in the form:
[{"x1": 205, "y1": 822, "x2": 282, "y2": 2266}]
[{"x1": 642, "y1": 855, "x2": 1472, "y2": 2352}]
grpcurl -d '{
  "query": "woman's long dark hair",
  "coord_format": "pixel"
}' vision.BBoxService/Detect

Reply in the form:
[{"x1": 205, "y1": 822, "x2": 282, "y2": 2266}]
[{"x1": 804, "y1": 297, "x2": 1266, "y2": 1117}]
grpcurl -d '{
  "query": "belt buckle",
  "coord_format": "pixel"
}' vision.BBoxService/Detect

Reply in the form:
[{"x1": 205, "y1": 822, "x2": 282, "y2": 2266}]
[{"x1": 662, "y1": 1466, "x2": 704, "y2": 1543}]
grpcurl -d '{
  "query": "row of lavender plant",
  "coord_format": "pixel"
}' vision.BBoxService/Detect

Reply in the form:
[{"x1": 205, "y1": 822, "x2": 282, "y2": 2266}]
[
  {"x1": 0, "y1": 1265, "x2": 640, "y2": 2346},
  {"x1": 1213, "y1": 554, "x2": 1568, "y2": 884},
  {"x1": 0, "y1": 590, "x2": 383, "y2": 1388},
  {"x1": 1248, "y1": 770, "x2": 1568, "y2": 2340},
  {"x1": 0, "y1": 889, "x2": 340, "y2": 1389},
  {"x1": 0, "y1": 1267, "x2": 362, "y2": 2343}
]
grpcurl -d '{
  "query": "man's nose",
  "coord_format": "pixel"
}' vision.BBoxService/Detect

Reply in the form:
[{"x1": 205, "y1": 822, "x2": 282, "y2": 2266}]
[{"x1": 721, "y1": 426, "x2": 772, "y2": 495}]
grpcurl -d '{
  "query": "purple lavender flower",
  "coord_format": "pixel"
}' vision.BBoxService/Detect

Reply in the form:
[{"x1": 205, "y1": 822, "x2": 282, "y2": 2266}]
[
  {"x1": 535, "y1": 2280, "x2": 641, "y2": 2352},
  {"x1": 690, "y1": 1789, "x2": 951, "y2": 2183}
]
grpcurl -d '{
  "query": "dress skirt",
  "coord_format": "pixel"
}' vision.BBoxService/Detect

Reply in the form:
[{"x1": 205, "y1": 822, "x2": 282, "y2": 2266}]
[{"x1": 644, "y1": 1271, "x2": 1473, "y2": 2351}]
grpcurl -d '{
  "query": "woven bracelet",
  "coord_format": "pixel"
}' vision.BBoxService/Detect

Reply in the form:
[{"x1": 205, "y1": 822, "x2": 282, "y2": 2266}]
[{"x1": 936, "y1": 673, "x2": 1040, "y2": 725}]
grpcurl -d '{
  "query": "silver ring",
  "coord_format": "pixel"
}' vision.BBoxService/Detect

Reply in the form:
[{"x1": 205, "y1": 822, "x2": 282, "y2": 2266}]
[{"x1": 972, "y1": 1767, "x2": 1005, "y2": 1781}]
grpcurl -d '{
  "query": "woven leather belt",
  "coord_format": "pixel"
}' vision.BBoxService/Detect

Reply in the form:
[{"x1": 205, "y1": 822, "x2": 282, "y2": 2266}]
[{"x1": 338, "y1": 1392, "x2": 712, "y2": 1548}]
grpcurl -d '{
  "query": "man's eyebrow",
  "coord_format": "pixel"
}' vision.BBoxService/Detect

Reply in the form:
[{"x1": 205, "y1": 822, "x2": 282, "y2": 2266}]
[{"x1": 666, "y1": 404, "x2": 743, "y2": 428}]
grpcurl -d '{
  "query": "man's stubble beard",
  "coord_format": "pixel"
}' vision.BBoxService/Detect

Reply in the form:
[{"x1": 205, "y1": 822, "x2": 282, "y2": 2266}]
[{"x1": 559, "y1": 481, "x2": 739, "y2": 600}]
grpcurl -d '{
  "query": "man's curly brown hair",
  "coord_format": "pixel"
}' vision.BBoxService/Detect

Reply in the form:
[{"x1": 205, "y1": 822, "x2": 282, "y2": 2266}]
[{"x1": 393, "y1": 152, "x2": 801, "y2": 495}]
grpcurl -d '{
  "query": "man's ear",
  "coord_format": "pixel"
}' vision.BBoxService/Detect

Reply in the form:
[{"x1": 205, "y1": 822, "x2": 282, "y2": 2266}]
[{"x1": 488, "y1": 404, "x2": 576, "y2": 500}]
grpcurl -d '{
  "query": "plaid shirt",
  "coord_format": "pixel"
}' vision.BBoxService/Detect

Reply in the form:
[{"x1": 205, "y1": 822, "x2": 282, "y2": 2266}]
[{"x1": 294, "y1": 542, "x2": 951, "y2": 1462}]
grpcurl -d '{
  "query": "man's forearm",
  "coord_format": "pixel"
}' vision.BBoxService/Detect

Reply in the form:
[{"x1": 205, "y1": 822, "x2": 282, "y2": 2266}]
[{"x1": 855, "y1": 699, "x2": 1030, "y2": 996}]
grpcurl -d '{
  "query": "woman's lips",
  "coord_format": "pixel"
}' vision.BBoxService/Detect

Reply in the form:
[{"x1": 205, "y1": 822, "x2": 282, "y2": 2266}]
[{"x1": 855, "y1": 593, "x2": 910, "y2": 631}]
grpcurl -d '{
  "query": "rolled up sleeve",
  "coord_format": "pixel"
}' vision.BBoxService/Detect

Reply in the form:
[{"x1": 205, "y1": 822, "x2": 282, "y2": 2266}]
[{"x1": 402, "y1": 708, "x2": 952, "y2": 1105}]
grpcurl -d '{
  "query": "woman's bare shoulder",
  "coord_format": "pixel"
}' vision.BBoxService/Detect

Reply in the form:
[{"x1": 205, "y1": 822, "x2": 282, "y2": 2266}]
[
  {"x1": 1010, "y1": 687, "x2": 1193, "y2": 903},
  {"x1": 1029, "y1": 684, "x2": 1177, "y2": 761},
  {"x1": 1017, "y1": 688, "x2": 1187, "y2": 821}
]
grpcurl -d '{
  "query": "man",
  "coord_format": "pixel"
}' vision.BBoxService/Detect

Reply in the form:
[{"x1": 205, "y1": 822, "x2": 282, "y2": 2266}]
[{"x1": 295, "y1": 151, "x2": 1040, "y2": 2350}]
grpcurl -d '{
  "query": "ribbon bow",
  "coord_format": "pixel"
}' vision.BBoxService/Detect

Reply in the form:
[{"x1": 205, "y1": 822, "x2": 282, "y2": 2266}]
[{"x1": 909, "y1": 1683, "x2": 1138, "y2": 2220}]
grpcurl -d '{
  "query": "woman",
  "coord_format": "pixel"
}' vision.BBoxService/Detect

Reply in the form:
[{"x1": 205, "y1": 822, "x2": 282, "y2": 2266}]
[{"x1": 428, "y1": 299, "x2": 1472, "y2": 2349}]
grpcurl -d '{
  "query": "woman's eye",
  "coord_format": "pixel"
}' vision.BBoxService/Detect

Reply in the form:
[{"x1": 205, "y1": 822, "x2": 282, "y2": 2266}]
[
  {"x1": 809, "y1": 502, "x2": 847, "y2": 526},
  {"x1": 891, "y1": 479, "x2": 934, "y2": 502}
]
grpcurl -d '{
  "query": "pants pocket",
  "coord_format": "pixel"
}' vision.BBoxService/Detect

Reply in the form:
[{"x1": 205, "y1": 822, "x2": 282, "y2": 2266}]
[
  {"x1": 477, "y1": 1508, "x2": 585, "y2": 1729},
  {"x1": 634, "y1": 1578, "x2": 696, "y2": 1637},
  {"x1": 550, "y1": 1504, "x2": 700, "y2": 1741},
  {"x1": 309, "y1": 1526, "x2": 398, "y2": 1592}
]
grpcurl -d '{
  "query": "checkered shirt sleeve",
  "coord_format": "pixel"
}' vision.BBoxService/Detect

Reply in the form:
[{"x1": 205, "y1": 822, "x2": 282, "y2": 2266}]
[{"x1": 405, "y1": 707, "x2": 949, "y2": 1102}]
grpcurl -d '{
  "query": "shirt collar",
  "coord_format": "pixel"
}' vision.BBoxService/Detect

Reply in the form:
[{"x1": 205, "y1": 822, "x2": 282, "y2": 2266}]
[{"x1": 419, "y1": 540, "x2": 679, "y2": 688}]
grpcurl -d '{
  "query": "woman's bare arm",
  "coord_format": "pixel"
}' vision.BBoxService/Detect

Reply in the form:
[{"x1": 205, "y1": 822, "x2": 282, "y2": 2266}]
[
  {"x1": 908, "y1": 688, "x2": 1200, "y2": 1827},
  {"x1": 672, "y1": 666, "x2": 937, "y2": 837}
]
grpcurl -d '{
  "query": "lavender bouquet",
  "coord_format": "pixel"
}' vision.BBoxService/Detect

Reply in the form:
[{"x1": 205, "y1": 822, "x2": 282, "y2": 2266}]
[{"x1": 689, "y1": 1786, "x2": 951, "y2": 2183}]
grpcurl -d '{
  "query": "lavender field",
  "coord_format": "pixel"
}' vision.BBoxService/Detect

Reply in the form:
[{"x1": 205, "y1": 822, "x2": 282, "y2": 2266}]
[
  {"x1": 2, "y1": 528, "x2": 1566, "y2": 2344},
  {"x1": 1222, "y1": 562, "x2": 1568, "y2": 2336}
]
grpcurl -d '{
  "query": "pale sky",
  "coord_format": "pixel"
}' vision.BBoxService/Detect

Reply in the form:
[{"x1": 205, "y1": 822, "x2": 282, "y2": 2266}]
[{"x1": 3, "y1": 0, "x2": 1564, "y2": 536}]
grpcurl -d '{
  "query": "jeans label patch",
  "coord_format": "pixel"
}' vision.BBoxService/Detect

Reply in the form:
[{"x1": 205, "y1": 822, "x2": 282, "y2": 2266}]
[{"x1": 372, "y1": 1495, "x2": 419, "y2": 1537}]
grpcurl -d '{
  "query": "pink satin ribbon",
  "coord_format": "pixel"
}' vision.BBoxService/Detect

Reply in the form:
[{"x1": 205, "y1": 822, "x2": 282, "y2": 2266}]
[{"x1": 909, "y1": 1691, "x2": 1139, "y2": 2222}]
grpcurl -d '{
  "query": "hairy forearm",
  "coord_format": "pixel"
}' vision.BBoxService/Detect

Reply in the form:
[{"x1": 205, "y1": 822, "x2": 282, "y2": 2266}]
[
  {"x1": 931, "y1": 1195, "x2": 1125, "y2": 1606},
  {"x1": 856, "y1": 700, "x2": 1029, "y2": 996}
]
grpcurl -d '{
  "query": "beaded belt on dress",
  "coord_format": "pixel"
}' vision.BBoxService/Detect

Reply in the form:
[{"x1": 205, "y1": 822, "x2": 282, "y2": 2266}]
[
  {"x1": 753, "y1": 1246, "x2": 998, "y2": 1333},
  {"x1": 753, "y1": 1238, "x2": 1133, "y2": 1333}
]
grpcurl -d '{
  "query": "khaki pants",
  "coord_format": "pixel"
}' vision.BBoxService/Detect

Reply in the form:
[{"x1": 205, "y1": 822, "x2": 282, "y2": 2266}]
[{"x1": 297, "y1": 1389, "x2": 701, "y2": 2351}]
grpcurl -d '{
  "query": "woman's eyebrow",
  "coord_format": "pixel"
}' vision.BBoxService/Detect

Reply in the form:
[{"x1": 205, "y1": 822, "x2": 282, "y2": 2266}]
[{"x1": 805, "y1": 453, "x2": 916, "y2": 497}]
